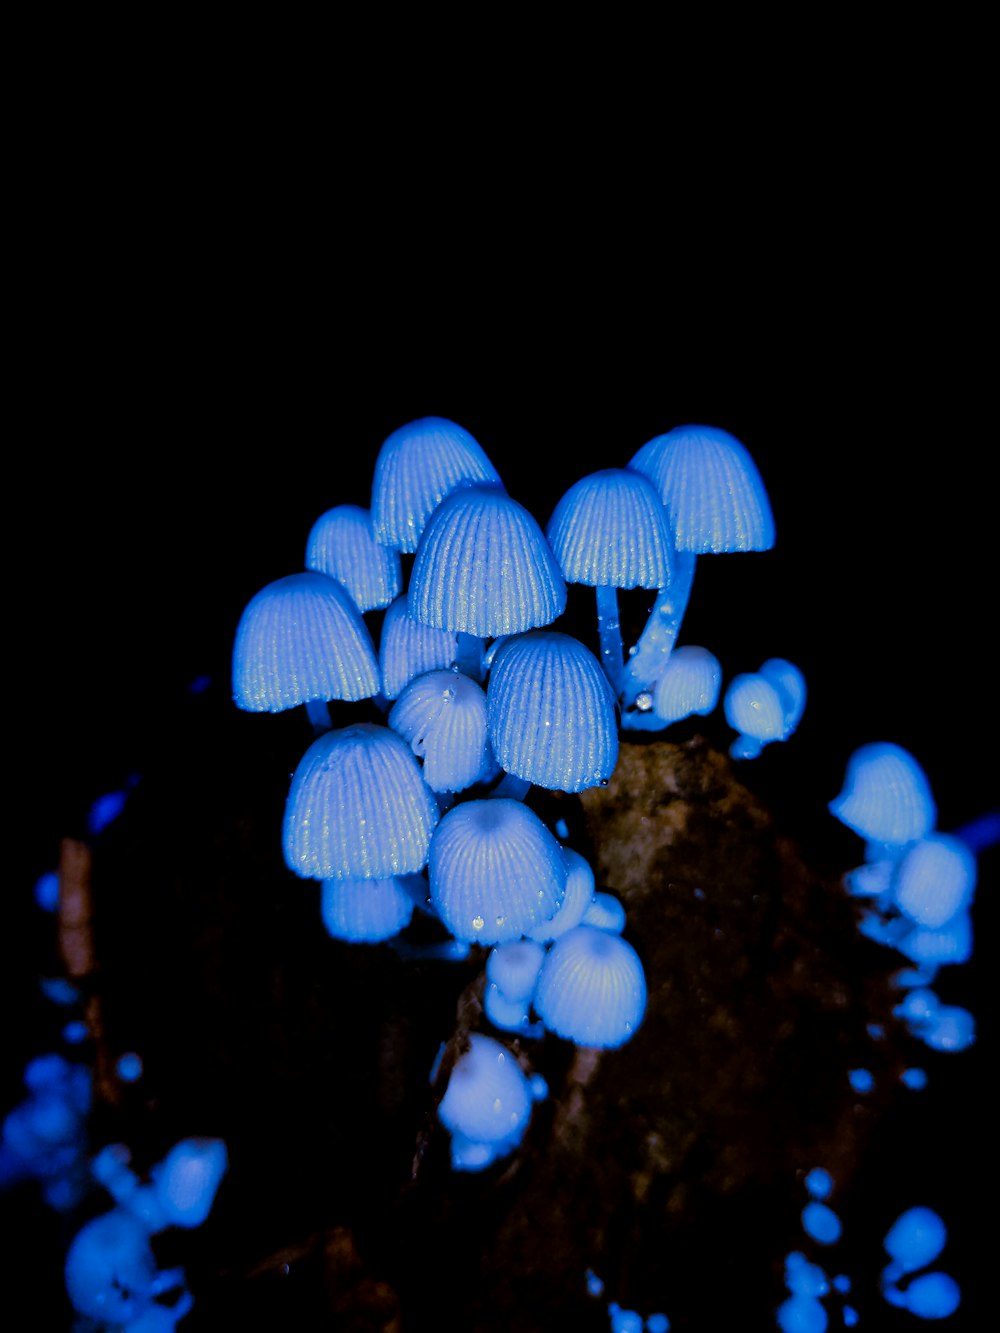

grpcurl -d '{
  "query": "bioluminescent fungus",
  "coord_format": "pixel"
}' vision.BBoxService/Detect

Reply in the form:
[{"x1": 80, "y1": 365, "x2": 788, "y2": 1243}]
[
  {"x1": 723, "y1": 671, "x2": 786, "y2": 760},
  {"x1": 486, "y1": 631, "x2": 618, "y2": 792},
  {"x1": 544, "y1": 467, "x2": 673, "y2": 691},
  {"x1": 848, "y1": 1068, "x2": 874, "y2": 1094},
  {"x1": 116, "y1": 1052, "x2": 143, "y2": 1083},
  {"x1": 436, "y1": 1033, "x2": 532, "y2": 1171},
  {"x1": 804, "y1": 1168, "x2": 834, "y2": 1201},
  {"x1": 916, "y1": 1004, "x2": 975, "y2": 1053},
  {"x1": 901, "y1": 1270, "x2": 961, "y2": 1319},
  {"x1": 649, "y1": 644, "x2": 722, "y2": 726},
  {"x1": 282, "y1": 722, "x2": 440, "y2": 880},
  {"x1": 64, "y1": 1208, "x2": 190, "y2": 1326},
  {"x1": 486, "y1": 939, "x2": 546, "y2": 1003},
  {"x1": 901, "y1": 1067, "x2": 928, "y2": 1090},
  {"x1": 776, "y1": 1292, "x2": 828, "y2": 1333},
  {"x1": 883, "y1": 1206, "x2": 948, "y2": 1273},
  {"x1": 801, "y1": 1200, "x2": 842, "y2": 1245},
  {"x1": 621, "y1": 423, "x2": 775, "y2": 714},
  {"x1": 232, "y1": 571, "x2": 380, "y2": 730},
  {"x1": 389, "y1": 668, "x2": 494, "y2": 792},
  {"x1": 525, "y1": 846, "x2": 596, "y2": 942},
  {"x1": 408, "y1": 485, "x2": 566, "y2": 639},
  {"x1": 785, "y1": 1250, "x2": 830, "y2": 1298},
  {"x1": 378, "y1": 594, "x2": 460, "y2": 701},
  {"x1": 607, "y1": 1302, "x2": 644, "y2": 1333},
  {"x1": 428, "y1": 798, "x2": 566, "y2": 944},
  {"x1": 1, "y1": 1054, "x2": 91, "y2": 1210},
  {"x1": 320, "y1": 876, "x2": 415, "y2": 943},
  {"x1": 150, "y1": 1138, "x2": 228, "y2": 1230},
  {"x1": 891, "y1": 833, "x2": 977, "y2": 930},
  {"x1": 305, "y1": 503, "x2": 402, "y2": 611},
  {"x1": 829, "y1": 742, "x2": 936, "y2": 853},
  {"x1": 759, "y1": 657, "x2": 807, "y2": 737},
  {"x1": 371, "y1": 415, "x2": 502, "y2": 554},
  {"x1": 533, "y1": 924, "x2": 646, "y2": 1049},
  {"x1": 581, "y1": 892, "x2": 627, "y2": 934}
]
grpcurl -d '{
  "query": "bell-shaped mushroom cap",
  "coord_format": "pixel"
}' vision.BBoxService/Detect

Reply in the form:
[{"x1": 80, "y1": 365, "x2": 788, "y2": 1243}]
[
  {"x1": 283, "y1": 722, "x2": 439, "y2": 880},
  {"x1": 545, "y1": 468, "x2": 673, "y2": 589},
  {"x1": 486, "y1": 631, "x2": 618, "y2": 792},
  {"x1": 533, "y1": 924, "x2": 647, "y2": 1049},
  {"x1": 892, "y1": 833, "x2": 976, "y2": 929},
  {"x1": 525, "y1": 846, "x2": 596, "y2": 942},
  {"x1": 152, "y1": 1137, "x2": 228, "y2": 1229},
  {"x1": 305, "y1": 504, "x2": 402, "y2": 612},
  {"x1": 409, "y1": 486, "x2": 567, "y2": 637},
  {"x1": 378, "y1": 594, "x2": 459, "y2": 701},
  {"x1": 902, "y1": 1272, "x2": 961, "y2": 1320},
  {"x1": 372, "y1": 416, "x2": 502, "y2": 553},
  {"x1": 628, "y1": 423, "x2": 775, "y2": 554},
  {"x1": 760, "y1": 657, "x2": 807, "y2": 736},
  {"x1": 829, "y1": 742, "x2": 936, "y2": 846},
  {"x1": 428, "y1": 798, "x2": 566, "y2": 944},
  {"x1": 320, "y1": 876, "x2": 415, "y2": 943},
  {"x1": 884, "y1": 1206, "x2": 948, "y2": 1273},
  {"x1": 777, "y1": 1293, "x2": 828, "y2": 1333},
  {"x1": 437, "y1": 1033, "x2": 532, "y2": 1147},
  {"x1": 389, "y1": 669, "x2": 493, "y2": 792},
  {"x1": 233, "y1": 571, "x2": 380, "y2": 712},
  {"x1": 582, "y1": 892, "x2": 627, "y2": 934},
  {"x1": 897, "y1": 909, "x2": 973, "y2": 967},
  {"x1": 487, "y1": 939, "x2": 546, "y2": 1003},
  {"x1": 652, "y1": 644, "x2": 722, "y2": 724},
  {"x1": 723, "y1": 672, "x2": 787, "y2": 743}
]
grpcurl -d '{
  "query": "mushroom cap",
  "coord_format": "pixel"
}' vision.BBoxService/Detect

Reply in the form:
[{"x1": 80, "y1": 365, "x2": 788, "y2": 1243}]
[
  {"x1": 525, "y1": 846, "x2": 596, "y2": 942},
  {"x1": 723, "y1": 672, "x2": 787, "y2": 744},
  {"x1": 320, "y1": 876, "x2": 415, "y2": 943},
  {"x1": 408, "y1": 486, "x2": 566, "y2": 637},
  {"x1": 486, "y1": 631, "x2": 618, "y2": 792},
  {"x1": 282, "y1": 722, "x2": 439, "y2": 880},
  {"x1": 651, "y1": 644, "x2": 722, "y2": 724},
  {"x1": 371, "y1": 416, "x2": 502, "y2": 553},
  {"x1": 64, "y1": 1209, "x2": 158, "y2": 1322},
  {"x1": 378, "y1": 594, "x2": 460, "y2": 701},
  {"x1": 152, "y1": 1137, "x2": 228, "y2": 1230},
  {"x1": 902, "y1": 1273, "x2": 961, "y2": 1320},
  {"x1": 884, "y1": 1206, "x2": 948, "y2": 1273},
  {"x1": 389, "y1": 669, "x2": 493, "y2": 792},
  {"x1": 305, "y1": 504, "x2": 402, "y2": 611},
  {"x1": 437, "y1": 1033, "x2": 532, "y2": 1148},
  {"x1": 533, "y1": 924, "x2": 647, "y2": 1049},
  {"x1": 545, "y1": 468, "x2": 673, "y2": 589},
  {"x1": 486, "y1": 939, "x2": 546, "y2": 1003},
  {"x1": 232, "y1": 571, "x2": 380, "y2": 712},
  {"x1": 628, "y1": 423, "x2": 775, "y2": 554},
  {"x1": 829, "y1": 741, "x2": 936, "y2": 846},
  {"x1": 891, "y1": 833, "x2": 976, "y2": 929},
  {"x1": 428, "y1": 798, "x2": 566, "y2": 944}
]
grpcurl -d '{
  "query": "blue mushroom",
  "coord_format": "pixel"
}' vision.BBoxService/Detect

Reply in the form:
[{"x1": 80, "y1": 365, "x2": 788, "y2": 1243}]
[
  {"x1": 621, "y1": 424, "x2": 775, "y2": 716},
  {"x1": 371, "y1": 415, "x2": 503, "y2": 554},
  {"x1": 436, "y1": 1033, "x2": 533, "y2": 1171},
  {"x1": 232, "y1": 571, "x2": 380, "y2": 733},
  {"x1": 828, "y1": 742, "x2": 936, "y2": 855},
  {"x1": 305, "y1": 503, "x2": 402, "y2": 611},
  {"x1": 533, "y1": 924, "x2": 647, "y2": 1049},
  {"x1": 389, "y1": 668, "x2": 495, "y2": 793},
  {"x1": 486, "y1": 631, "x2": 618, "y2": 792},
  {"x1": 649, "y1": 644, "x2": 722, "y2": 727},
  {"x1": 282, "y1": 722, "x2": 440, "y2": 880},
  {"x1": 428, "y1": 798, "x2": 566, "y2": 944},
  {"x1": 320, "y1": 876, "x2": 416, "y2": 943},
  {"x1": 545, "y1": 468, "x2": 673, "y2": 692},
  {"x1": 378, "y1": 594, "x2": 460, "y2": 701}
]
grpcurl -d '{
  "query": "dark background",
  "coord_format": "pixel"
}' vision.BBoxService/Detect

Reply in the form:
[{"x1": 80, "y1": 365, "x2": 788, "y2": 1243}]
[{"x1": 6, "y1": 99, "x2": 995, "y2": 1325}]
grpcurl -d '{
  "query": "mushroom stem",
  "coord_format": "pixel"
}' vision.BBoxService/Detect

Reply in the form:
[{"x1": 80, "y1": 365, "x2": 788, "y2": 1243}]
[
  {"x1": 594, "y1": 583, "x2": 624, "y2": 694},
  {"x1": 455, "y1": 632, "x2": 483, "y2": 682},
  {"x1": 619, "y1": 549, "x2": 696, "y2": 718},
  {"x1": 305, "y1": 698, "x2": 333, "y2": 735}
]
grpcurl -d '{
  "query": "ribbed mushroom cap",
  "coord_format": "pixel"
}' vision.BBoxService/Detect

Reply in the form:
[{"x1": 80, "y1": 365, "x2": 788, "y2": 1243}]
[
  {"x1": 378, "y1": 594, "x2": 459, "y2": 701},
  {"x1": 232, "y1": 572, "x2": 380, "y2": 712},
  {"x1": 651, "y1": 644, "x2": 722, "y2": 724},
  {"x1": 892, "y1": 833, "x2": 976, "y2": 929},
  {"x1": 525, "y1": 846, "x2": 596, "y2": 942},
  {"x1": 320, "y1": 876, "x2": 415, "y2": 942},
  {"x1": 389, "y1": 669, "x2": 493, "y2": 792},
  {"x1": 408, "y1": 486, "x2": 567, "y2": 637},
  {"x1": 486, "y1": 939, "x2": 546, "y2": 1003},
  {"x1": 437, "y1": 1033, "x2": 532, "y2": 1147},
  {"x1": 533, "y1": 924, "x2": 647, "y2": 1049},
  {"x1": 305, "y1": 504, "x2": 402, "y2": 611},
  {"x1": 723, "y1": 672, "x2": 786, "y2": 744},
  {"x1": 628, "y1": 423, "x2": 775, "y2": 554},
  {"x1": 283, "y1": 722, "x2": 439, "y2": 880},
  {"x1": 486, "y1": 631, "x2": 618, "y2": 792},
  {"x1": 545, "y1": 468, "x2": 673, "y2": 589},
  {"x1": 759, "y1": 657, "x2": 807, "y2": 736},
  {"x1": 428, "y1": 798, "x2": 566, "y2": 944},
  {"x1": 829, "y1": 742, "x2": 936, "y2": 846},
  {"x1": 372, "y1": 416, "x2": 502, "y2": 553}
]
